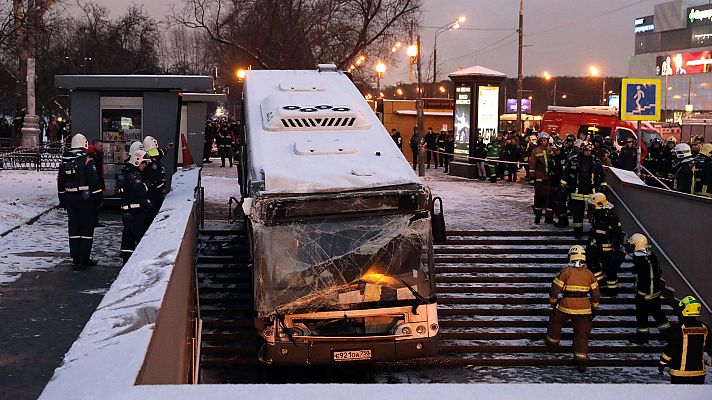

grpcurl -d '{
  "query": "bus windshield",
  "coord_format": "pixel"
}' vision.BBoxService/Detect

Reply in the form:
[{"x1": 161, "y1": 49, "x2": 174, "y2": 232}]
[{"x1": 252, "y1": 214, "x2": 433, "y2": 316}]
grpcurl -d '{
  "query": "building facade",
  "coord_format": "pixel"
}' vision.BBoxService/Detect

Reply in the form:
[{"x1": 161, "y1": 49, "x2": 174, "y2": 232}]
[{"x1": 629, "y1": 0, "x2": 712, "y2": 120}]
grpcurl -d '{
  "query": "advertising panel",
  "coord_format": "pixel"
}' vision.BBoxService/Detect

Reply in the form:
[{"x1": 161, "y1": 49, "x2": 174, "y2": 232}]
[
  {"x1": 688, "y1": 5, "x2": 712, "y2": 26},
  {"x1": 478, "y1": 86, "x2": 500, "y2": 144},
  {"x1": 506, "y1": 98, "x2": 531, "y2": 114},
  {"x1": 608, "y1": 95, "x2": 620, "y2": 109},
  {"x1": 656, "y1": 51, "x2": 712, "y2": 75},
  {"x1": 454, "y1": 86, "x2": 471, "y2": 157}
]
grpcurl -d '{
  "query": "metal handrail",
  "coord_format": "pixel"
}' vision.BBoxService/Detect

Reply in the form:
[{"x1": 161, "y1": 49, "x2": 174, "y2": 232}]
[{"x1": 640, "y1": 165, "x2": 672, "y2": 190}]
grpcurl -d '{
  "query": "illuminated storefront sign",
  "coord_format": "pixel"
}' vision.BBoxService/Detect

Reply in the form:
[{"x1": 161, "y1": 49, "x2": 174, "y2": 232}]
[
  {"x1": 656, "y1": 51, "x2": 712, "y2": 75},
  {"x1": 689, "y1": 6, "x2": 712, "y2": 24},
  {"x1": 635, "y1": 15, "x2": 654, "y2": 33},
  {"x1": 477, "y1": 86, "x2": 500, "y2": 144},
  {"x1": 454, "y1": 86, "x2": 471, "y2": 156}
]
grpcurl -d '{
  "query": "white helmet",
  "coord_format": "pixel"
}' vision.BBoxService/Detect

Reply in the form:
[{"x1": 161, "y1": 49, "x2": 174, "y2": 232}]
[
  {"x1": 537, "y1": 132, "x2": 550, "y2": 142},
  {"x1": 128, "y1": 141, "x2": 144, "y2": 155},
  {"x1": 71, "y1": 133, "x2": 88, "y2": 149},
  {"x1": 673, "y1": 143, "x2": 692, "y2": 159},
  {"x1": 130, "y1": 150, "x2": 149, "y2": 168},
  {"x1": 143, "y1": 136, "x2": 158, "y2": 152}
]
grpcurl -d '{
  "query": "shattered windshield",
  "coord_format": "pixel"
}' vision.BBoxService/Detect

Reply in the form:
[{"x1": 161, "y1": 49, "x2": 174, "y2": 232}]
[{"x1": 253, "y1": 214, "x2": 433, "y2": 317}]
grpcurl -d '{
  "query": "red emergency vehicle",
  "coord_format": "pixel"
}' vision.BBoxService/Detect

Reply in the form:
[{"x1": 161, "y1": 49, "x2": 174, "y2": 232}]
[{"x1": 541, "y1": 106, "x2": 662, "y2": 158}]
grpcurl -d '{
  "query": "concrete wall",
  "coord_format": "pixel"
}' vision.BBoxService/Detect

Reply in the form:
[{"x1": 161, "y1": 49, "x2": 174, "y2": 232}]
[
  {"x1": 136, "y1": 206, "x2": 197, "y2": 384},
  {"x1": 606, "y1": 169, "x2": 712, "y2": 322}
]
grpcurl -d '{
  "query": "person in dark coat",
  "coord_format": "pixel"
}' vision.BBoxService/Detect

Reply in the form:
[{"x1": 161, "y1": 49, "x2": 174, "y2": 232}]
[
  {"x1": 409, "y1": 129, "x2": 419, "y2": 171},
  {"x1": 443, "y1": 131, "x2": 455, "y2": 173},
  {"x1": 119, "y1": 150, "x2": 153, "y2": 265},
  {"x1": 57, "y1": 133, "x2": 103, "y2": 267},
  {"x1": 424, "y1": 127, "x2": 438, "y2": 169},
  {"x1": 87, "y1": 139, "x2": 105, "y2": 228},
  {"x1": 617, "y1": 137, "x2": 638, "y2": 171}
]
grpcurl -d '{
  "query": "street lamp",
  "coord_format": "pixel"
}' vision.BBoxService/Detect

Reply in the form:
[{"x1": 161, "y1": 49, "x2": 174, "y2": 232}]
[
  {"x1": 376, "y1": 62, "x2": 386, "y2": 98},
  {"x1": 439, "y1": 86, "x2": 448, "y2": 98},
  {"x1": 235, "y1": 68, "x2": 246, "y2": 81},
  {"x1": 543, "y1": 71, "x2": 557, "y2": 106},
  {"x1": 433, "y1": 15, "x2": 466, "y2": 92},
  {"x1": 396, "y1": 88, "x2": 404, "y2": 99},
  {"x1": 589, "y1": 65, "x2": 606, "y2": 105}
]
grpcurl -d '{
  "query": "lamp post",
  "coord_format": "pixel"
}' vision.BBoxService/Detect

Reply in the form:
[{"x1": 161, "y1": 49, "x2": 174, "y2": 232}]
[
  {"x1": 433, "y1": 16, "x2": 466, "y2": 94},
  {"x1": 376, "y1": 62, "x2": 386, "y2": 98},
  {"x1": 407, "y1": 44, "x2": 418, "y2": 83},
  {"x1": 589, "y1": 65, "x2": 605, "y2": 105},
  {"x1": 543, "y1": 71, "x2": 557, "y2": 106}
]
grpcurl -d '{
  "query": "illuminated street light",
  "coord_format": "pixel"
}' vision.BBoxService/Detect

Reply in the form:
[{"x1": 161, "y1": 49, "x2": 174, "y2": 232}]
[
  {"x1": 543, "y1": 71, "x2": 552, "y2": 80},
  {"x1": 375, "y1": 62, "x2": 386, "y2": 98},
  {"x1": 396, "y1": 88, "x2": 404, "y2": 97},
  {"x1": 528, "y1": 96, "x2": 533, "y2": 100},
  {"x1": 589, "y1": 66, "x2": 600, "y2": 77},
  {"x1": 433, "y1": 15, "x2": 467, "y2": 90},
  {"x1": 235, "y1": 68, "x2": 246, "y2": 81},
  {"x1": 543, "y1": 71, "x2": 557, "y2": 105},
  {"x1": 458, "y1": 16, "x2": 467, "y2": 23},
  {"x1": 562, "y1": 94, "x2": 567, "y2": 99},
  {"x1": 407, "y1": 45, "x2": 418, "y2": 58}
]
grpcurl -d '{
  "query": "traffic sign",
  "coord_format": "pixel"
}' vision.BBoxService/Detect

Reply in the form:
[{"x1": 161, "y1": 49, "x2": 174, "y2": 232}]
[{"x1": 620, "y1": 78, "x2": 661, "y2": 121}]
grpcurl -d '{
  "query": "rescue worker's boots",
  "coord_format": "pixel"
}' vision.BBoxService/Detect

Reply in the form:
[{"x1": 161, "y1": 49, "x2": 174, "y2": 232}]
[
  {"x1": 544, "y1": 209, "x2": 555, "y2": 224},
  {"x1": 554, "y1": 216, "x2": 569, "y2": 228},
  {"x1": 533, "y1": 207, "x2": 542, "y2": 224},
  {"x1": 629, "y1": 331, "x2": 649, "y2": 346}
]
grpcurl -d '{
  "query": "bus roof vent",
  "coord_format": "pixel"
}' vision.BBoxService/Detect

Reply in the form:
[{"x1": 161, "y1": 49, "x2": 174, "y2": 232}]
[{"x1": 261, "y1": 91, "x2": 370, "y2": 131}]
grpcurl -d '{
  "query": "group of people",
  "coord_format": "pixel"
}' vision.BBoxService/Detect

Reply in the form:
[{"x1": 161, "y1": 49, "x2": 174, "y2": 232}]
[
  {"x1": 643, "y1": 135, "x2": 712, "y2": 197},
  {"x1": 204, "y1": 117, "x2": 241, "y2": 168},
  {"x1": 57, "y1": 133, "x2": 170, "y2": 267},
  {"x1": 547, "y1": 236, "x2": 711, "y2": 383},
  {"x1": 389, "y1": 127, "x2": 455, "y2": 173}
]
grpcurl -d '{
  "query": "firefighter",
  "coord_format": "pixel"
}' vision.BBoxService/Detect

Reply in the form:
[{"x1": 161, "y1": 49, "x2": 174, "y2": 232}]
[
  {"x1": 585, "y1": 193, "x2": 624, "y2": 294},
  {"x1": 563, "y1": 134, "x2": 577, "y2": 159},
  {"x1": 560, "y1": 143, "x2": 607, "y2": 237},
  {"x1": 550, "y1": 140, "x2": 569, "y2": 227},
  {"x1": 57, "y1": 133, "x2": 103, "y2": 267},
  {"x1": 658, "y1": 296, "x2": 712, "y2": 384},
  {"x1": 528, "y1": 132, "x2": 553, "y2": 224},
  {"x1": 644, "y1": 138, "x2": 664, "y2": 178},
  {"x1": 672, "y1": 143, "x2": 694, "y2": 194},
  {"x1": 693, "y1": 143, "x2": 712, "y2": 197},
  {"x1": 485, "y1": 133, "x2": 503, "y2": 183},
  {"x1": 143, "y1": 136, "x2": 170, "y2": 219},
  {"x1": 502, "y1": 134, "x2": 521, "y2": 183},
  {"x1": 603, "y1": 136, "x2": 619, "y2": 167},
  {"x1": 546, "y1": 245, "x2": 601, "y2": 372},
  {"x1": 661, "y1": 136, "x2": 677, "y2": 180},
  {"x1": 626, "y1": 233, "x2": 671, "y2": 345},
  {"x1": 617, "y1": 137, "x2": 638, "y2": 171},
  {"x1": 119, "y1": 150, "x2": 153, "y2": 265}
]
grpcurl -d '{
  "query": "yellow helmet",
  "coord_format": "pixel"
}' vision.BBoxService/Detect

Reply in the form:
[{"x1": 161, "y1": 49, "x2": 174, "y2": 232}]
[
  {"x1": 627, "y1": 233, "x2": 649, "y2": 252},
  {"x1": 568, "y1": 245, "x2": 586, "y2": 264},
  {"x1": 700, "y1": 143, "x2": 712, "y2": 157},
  {"x1": 590, "y1": 192, "x2": 608, "y2": 209},
  {"x1": 679, "y1": 296, "x2": 702, "y2": 317}
]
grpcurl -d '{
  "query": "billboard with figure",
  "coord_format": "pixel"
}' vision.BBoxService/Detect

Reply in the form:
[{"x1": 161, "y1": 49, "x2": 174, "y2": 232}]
[
  {"x1": 478, "y1": 86, "x2": 500, "y2": 144},
  {"x1": 454, "y1": 86, "x2": 472, "y2": 157}
]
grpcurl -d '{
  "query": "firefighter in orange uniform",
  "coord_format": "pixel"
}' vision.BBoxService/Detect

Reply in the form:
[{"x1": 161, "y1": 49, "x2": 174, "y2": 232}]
[{"x1": 546, "y1": 245, "x2": 601, "y2": 372}]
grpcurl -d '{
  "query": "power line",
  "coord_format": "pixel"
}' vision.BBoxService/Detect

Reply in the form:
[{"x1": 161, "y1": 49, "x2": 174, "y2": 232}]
[
  {"x1": 422, "y1": 26, "x2": 516, "y2": 31},
  {"x1": 528, "y1": 0, "x2": 650, "y2": 37},
  {"x1": 444, "y1": 31, "x2": 518, "y2": 62}
]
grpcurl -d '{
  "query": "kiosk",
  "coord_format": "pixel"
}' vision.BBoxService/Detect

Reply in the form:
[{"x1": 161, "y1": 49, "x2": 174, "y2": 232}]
[
  {"x1": 447, "y1": 66, "x2": 506, "y2": 179},
  {"x1": 55, "y1": 75, "x2": 214, "y2": 201}
]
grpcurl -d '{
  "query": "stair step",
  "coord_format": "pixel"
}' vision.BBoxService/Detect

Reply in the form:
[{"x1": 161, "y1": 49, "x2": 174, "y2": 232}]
[
  {"x1": 446, "y1": 230, "x2": 577, "y2": 237},
  {"x1": 439, "y1": 344, "x2": 661, "y2": 354},
  {"x1": 435, "y1": 256, "x2": 568, "y2": 264},
  {"x1": 435, "y1": 248, "x2": 569, "y2": 255},
  {"x1": 436, "y1": 286, "x2": 635, "y2": 294},
  {"x1": 438, "y1": 320, "x2": 668, "y2": 329},
  {"x1": 391, "y1": 357, "x2": 658, "y2": 367},
  {"x1": 438, "y1": 296, "x2": 639, "y2": 305},
  {"x1": 438, "y1": 308, "x2": 672, "y2": 317},
  {"x1": 440, "y1": 332, "x2": 662, "y2": 341},
  {"x1": 443, "y1": 239, "x2": 584, "y2": 246},
  {"x1": 436, "y1": 276, "x2": 635, "y2": 284},
  {"x1": 435, "y1": 266, "x2": 631, "y2": 274}
]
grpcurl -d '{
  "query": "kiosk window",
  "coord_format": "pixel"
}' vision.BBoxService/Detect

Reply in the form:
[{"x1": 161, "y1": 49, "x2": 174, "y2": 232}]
[{"x1": 100, "y1": 108, "x2": 143, "y2": 195}]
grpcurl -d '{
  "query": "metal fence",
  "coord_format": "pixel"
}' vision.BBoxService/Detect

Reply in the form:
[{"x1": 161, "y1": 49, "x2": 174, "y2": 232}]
[{"x1": 0, "y1": 144, "x2": 63, "y2": 171}]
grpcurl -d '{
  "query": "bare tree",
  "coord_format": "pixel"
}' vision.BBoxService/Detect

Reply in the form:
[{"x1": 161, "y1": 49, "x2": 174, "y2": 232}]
[
  {"x1": 158, "y1": 25, "x2": 213, "y2": 75},
  {"x1": 171, "y1": 0, "x2": 421, "y2": 71}
]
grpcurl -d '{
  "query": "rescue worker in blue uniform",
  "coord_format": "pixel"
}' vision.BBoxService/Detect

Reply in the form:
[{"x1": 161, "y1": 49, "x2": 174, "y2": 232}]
[
  {"x1": 626, "y1": 233, "x2": 671, "y2": 345},
  {"x1": 658, "y1": 296, "x2": 712, "y2": 384},
  {"x1": 672, "y1": 143, "x2": 694, "y2": 194},
  {"x1": 693, "y1": 143, "x2": 712, "y2": 197},
  {"x1": 57, "y1": 133, "x2": 103, "y2": 267},
  {"x1": 142, "y1": 136, "x2": 171, "y2": 220},
  {"x1": 560, "y1": 143, "x2": 607, "y2": 237},
  {"x1": 119, "y1": 150, "x2": 153, "y2": 265},
  {"x1": 586, "y1": 193, "x2": 624, "y2": 294},
  {"x1": 550, "y1": 140, "x2": 569, "y2": 227}
]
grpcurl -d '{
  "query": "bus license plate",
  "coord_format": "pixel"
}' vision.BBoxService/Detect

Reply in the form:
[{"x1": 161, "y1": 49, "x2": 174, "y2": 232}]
[{"x1": 333, "y1": 349, "x2": 372, "y2": 362}]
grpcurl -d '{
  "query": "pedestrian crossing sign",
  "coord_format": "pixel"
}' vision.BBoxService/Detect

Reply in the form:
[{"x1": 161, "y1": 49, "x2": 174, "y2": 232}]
[{"x1": 620, "y1": 78, "x2": 661, "y2": 121}]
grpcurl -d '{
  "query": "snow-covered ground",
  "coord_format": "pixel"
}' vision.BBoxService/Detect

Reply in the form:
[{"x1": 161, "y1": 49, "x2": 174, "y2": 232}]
[
  {"x1": 200, "y1": 160, "x2": 241, "y2": 220},
  {"x1": 422, "y1": 169, "x2": 554, "y2": 231},
  {"x1": 0, "y1": 170, "x2": 58, "y2": 234}
]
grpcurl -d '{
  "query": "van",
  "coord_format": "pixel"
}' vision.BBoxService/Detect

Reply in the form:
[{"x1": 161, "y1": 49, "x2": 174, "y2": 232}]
[{"x1": 541, "y1": 106, "x2": 662, "y2": 156}]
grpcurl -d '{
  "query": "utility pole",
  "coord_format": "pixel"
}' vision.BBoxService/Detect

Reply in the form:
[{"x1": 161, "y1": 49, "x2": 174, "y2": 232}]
[
  {"x1": 516, "y1": 0, "x2": 524, "y2": 133},
  {"x1": 416, "y1": 34, "x2": 425, "y2": 177}
]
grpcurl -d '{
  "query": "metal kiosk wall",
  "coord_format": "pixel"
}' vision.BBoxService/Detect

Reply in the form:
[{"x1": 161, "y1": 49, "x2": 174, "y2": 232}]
[
  {"x1": 447, "y1": 66, "x2": 506, "y2": 179},
  {"x1": 55, "y1": 75, "x2": 213, "y2": 203}
]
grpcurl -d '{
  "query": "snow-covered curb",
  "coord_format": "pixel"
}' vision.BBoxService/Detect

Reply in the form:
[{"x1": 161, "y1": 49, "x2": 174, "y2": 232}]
[
  {"x1": 39, "y1": 168, "x2": 200, "y2": 400},
  {"x1": 0, "y1": 204, "x2": 58, "y2": 237}
]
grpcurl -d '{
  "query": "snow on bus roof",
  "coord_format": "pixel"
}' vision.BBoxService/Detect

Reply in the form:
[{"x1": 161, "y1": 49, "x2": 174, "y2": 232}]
[{"x1": 243, "y1": 69, "x2": 420, "y2": 194}]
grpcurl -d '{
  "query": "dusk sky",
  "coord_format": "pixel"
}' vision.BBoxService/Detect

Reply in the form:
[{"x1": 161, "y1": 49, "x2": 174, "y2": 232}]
[{"x1": 100, "y1": 0, "x2": 664, "y2": 83}]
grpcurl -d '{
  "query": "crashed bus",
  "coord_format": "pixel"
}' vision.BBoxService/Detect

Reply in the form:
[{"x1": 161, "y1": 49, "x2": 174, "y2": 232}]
[{"x1": 238, "y1": 65, "x2": 438, "y2": 365}]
